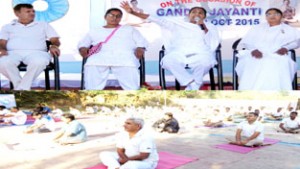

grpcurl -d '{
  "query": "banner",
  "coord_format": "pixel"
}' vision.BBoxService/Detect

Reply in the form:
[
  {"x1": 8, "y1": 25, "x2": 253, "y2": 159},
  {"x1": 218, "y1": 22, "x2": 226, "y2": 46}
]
[
  {"x1": 110, "y1": 0, "x2": 300, "y2": 60},
  {"x1": 0, "y1": 94, "x2": 16, "y2": 108},
  {"x1": 0, "y1": 0, "x2": 299, "y2": 63}
]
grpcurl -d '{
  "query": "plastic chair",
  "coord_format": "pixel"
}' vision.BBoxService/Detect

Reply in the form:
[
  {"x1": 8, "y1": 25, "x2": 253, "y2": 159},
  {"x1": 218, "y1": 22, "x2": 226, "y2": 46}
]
[{"x1": 1, "y1": 41, "x2": 60, "y2": 90}]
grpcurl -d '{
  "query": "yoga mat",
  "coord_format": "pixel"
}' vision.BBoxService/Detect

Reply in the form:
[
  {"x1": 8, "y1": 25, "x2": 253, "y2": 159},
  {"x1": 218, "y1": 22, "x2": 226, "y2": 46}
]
[
  {"x1": 278, "y1": 141, "x2": 300, "y2": 147},
  {"x1": 195, "y1": 124, "x2": 236, "y2": 128},
  {"x1": 214, "y1": 138, "x2": 280, "y2": 154},
  {"x1": 0, "y1": 115, "x2": 61, "y2": 127},
  {"x1": 86, "y1": 151, "x2": 198, "y2": 169}
]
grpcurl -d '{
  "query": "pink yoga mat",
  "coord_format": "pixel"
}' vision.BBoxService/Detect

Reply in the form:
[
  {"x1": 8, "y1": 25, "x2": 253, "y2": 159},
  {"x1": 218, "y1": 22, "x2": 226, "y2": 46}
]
[
  {"x1": 214, "y1": 138, "x2": 280, "y2": 154},
  {"x1": 86, "y1": 151, "x2": 198, "y2": 169}
]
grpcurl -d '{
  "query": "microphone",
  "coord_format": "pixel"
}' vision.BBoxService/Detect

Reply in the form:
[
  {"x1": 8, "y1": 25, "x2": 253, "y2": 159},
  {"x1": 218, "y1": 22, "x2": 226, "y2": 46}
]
[
  {"x1": 194, "y1": 17, "x2": 205, "y2": 30},
  {"x1": 194, "y1": 16, "x2": 200, "y2": 23}
]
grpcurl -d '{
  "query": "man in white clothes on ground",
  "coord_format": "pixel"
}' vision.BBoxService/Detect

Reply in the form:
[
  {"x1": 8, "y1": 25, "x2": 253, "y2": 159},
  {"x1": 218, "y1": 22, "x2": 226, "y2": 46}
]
[
  {"x1": 0, "y1": 107, "x2": 27, "y2": 125},
  {"x1": 99, "y1": 117, "x2": 158, "y2": 169},
  {"x1": 0, "y1": 3, "x2": 60, "y2": 90},
  {"x1": 78, "y1": 8, "x2": 147, "y2": 90},
  {"x1": 227, "y1": 112, "x2": 264, "y2": 147},
  {"x1": 278, "y1": 111, "x2": 300, "y2": 133},
  {"x1": 120, "y1": 1, "x2": 220, "y2": 90},
  {"x1": 236, "y1": 8, "x2": 300, "y2": 90}
]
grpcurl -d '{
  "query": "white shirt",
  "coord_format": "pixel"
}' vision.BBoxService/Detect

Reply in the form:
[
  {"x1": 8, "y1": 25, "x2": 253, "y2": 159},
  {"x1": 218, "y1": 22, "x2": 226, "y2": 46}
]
[
  {"x1": 237, "y1": 120, "x2": 264, "y2": 141},
  {"x1": 240, "y1": 23, "x2": 300, "y2": 53},
  {"x1": 0, "y1": 109, "x2": 10, "y2": 115},
  {"x1": 116, "y1": 129, "x2": 159, "y2": 163},
  {"x1": 148, "y1": 16, "x2": 220, "y2": 65},
  {"x1": 6, "y1": 110, "x2": 27, "y2": 125},
  {"x1": 0, "y1": 20, "x2": 59, "y2": 51},
  {"x1": 78, "y1": 25, "x2": 148, "y2": 67},
  {"x1": 281, "y1": 117, "x2": 300, "y2": 128},
  {"x1": 272, "y1": 111, "x2": 284, "y2": 117},
  {"x1": 34, "y1": 115, "x2": 56, "y2": 131}
]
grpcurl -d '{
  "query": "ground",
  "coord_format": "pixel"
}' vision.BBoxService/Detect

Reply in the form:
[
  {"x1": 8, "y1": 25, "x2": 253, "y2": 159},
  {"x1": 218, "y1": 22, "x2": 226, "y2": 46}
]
[{"x1": 0, "y1": 112, "x2": 300, "y2": 169}]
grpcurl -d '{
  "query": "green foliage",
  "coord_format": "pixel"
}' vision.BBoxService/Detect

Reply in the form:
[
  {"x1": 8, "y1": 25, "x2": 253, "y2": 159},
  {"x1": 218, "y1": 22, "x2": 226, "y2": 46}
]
[{"x1": 0, "y1": 90, "x2": 298, "y2": 110}]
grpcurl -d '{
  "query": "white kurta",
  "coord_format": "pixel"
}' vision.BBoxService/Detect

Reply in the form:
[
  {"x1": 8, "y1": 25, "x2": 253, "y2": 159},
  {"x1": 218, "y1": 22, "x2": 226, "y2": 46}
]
[
  {"x1": 236, "y1": 23, "x2": 300, "y2": 90},
  {"x1": 0, "y1": 20, "x2": 59, "y2": 90},
  {"x1": 99, "y1": 129, "x2": 158, "y2": 169},
  {"x1": 149, "y1": 16, "x2": 220, "y2": 86},
  {"x1": 78, "y1": 25, "x2": 148, "y2": 90}
]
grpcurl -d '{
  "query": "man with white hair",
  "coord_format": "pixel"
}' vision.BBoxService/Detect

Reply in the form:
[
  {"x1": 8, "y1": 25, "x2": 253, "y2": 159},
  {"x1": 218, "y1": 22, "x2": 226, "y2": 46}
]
[{"x1": 100, "y1": 117, "x2": 158, "y2": 169}]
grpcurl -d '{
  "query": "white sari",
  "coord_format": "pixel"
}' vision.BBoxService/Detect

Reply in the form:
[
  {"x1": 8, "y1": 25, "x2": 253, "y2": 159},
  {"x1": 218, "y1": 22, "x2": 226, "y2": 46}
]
[{"x1": 236, "y1": 23, "x2": 300, "y2": 90}]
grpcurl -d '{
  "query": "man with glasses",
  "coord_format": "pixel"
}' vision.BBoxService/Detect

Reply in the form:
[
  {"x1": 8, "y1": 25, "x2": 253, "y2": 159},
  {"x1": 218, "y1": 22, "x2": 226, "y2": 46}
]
[
  {"x1": 78, "y1": 8, "x2": 147, "y2": 90},
  {"x1": 235, "y1": 8, "x2": 300, "y2": 90}
]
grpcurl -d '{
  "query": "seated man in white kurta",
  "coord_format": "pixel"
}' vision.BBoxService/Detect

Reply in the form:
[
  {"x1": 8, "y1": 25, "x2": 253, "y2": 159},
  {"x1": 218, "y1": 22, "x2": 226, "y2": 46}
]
[
  {"x1": 121, "y1": 1, "x2": 220, "y2": 90},
  {"x1": 99, "y1": 117, "x2": 159, "y2": 169},
  {"x1": 278, "y1": 111, "x2": 300, "y2": 133},
  {"x1": 0, "y1": 3, "x2": 60, "y2": 90},
  {"x1": 78, "y1": 8, "x2": 147, "y2": 90},
  {"x1": 236, "y1": 8, "x2": 300, "y2": 90},
  {"x1": 226, "y1": 112, "x2": 264, "y2": 147}
]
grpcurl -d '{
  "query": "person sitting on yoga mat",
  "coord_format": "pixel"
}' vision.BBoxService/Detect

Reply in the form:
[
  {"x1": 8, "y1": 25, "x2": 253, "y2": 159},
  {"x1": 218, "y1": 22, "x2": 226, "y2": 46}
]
[
  {"x1": 53, "y1": 113, "x2": 87, "y2": 145},
  {"x1": 203, "y1": 109, "x2": 224, "y2": 127},
  {"x1": 100, "y1": 117, "x2": 159, "y2": 169},
  {"x1": 226, "y1": 112, "x2": 264, "y2": 147},
  {"x1": 152, "y1": 112, "x2": 180, "y2": 133},
  {"x1": 277, "y1": 111, "x2": 300, "y2": 134},
  {"x1": 24, "y1": 111, "x2": 55, "y2": 134},
  {"x1": 0, "y1": 107, "x2": 27, "y2": 125},
  {"x1": 265, "y1": 107, "x2": 285, "y2": 121}
]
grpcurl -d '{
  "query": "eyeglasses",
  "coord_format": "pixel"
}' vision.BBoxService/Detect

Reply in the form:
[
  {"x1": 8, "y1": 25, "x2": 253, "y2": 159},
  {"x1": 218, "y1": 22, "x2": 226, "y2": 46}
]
[
  {"x1": 266, "y1": 13, "x2": 281, "y2": 17},
  {"x1": 107, "y1": 13, "x2": 122, "y2": 19}
]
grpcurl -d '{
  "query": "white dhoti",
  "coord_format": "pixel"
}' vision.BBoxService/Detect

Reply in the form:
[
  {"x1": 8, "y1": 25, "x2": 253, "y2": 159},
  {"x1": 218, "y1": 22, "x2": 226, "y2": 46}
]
[
  {"x1": 84, "y1": 66, "x2": 140, "y2": 90},
  {"x1": 226, "y1": 136, "x2": 264, "y2": 146},
  {"x1": 78, "y1": 25, "x2": 148, "y2": 90},
  {"x1": 99, "y1": 151, "x2": 157, "y2": 169},
  {"x1": 161, "y1": 52, "x2": 213, "y2": 86},
  {"x1": 0, "y1": 50, "x2": 51, "y2": 90}
]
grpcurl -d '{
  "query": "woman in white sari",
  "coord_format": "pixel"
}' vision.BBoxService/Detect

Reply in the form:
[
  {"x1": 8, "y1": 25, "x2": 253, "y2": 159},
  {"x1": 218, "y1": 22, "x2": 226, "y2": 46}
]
[{"x1": 236, "y1": 8, "x2": 300, "y2": 90}]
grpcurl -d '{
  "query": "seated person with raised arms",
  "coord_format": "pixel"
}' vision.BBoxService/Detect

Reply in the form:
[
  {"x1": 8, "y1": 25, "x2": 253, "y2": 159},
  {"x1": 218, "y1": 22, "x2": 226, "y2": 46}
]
[{"x1": 121, "y1": 1, "x2": 220, "y2": 90}]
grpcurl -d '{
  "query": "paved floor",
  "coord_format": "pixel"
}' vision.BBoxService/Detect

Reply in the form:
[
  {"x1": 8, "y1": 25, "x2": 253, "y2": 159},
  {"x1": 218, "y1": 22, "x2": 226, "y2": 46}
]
[{"x1": 0, "y1": 114, "x2": 300, "y2": 169}]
